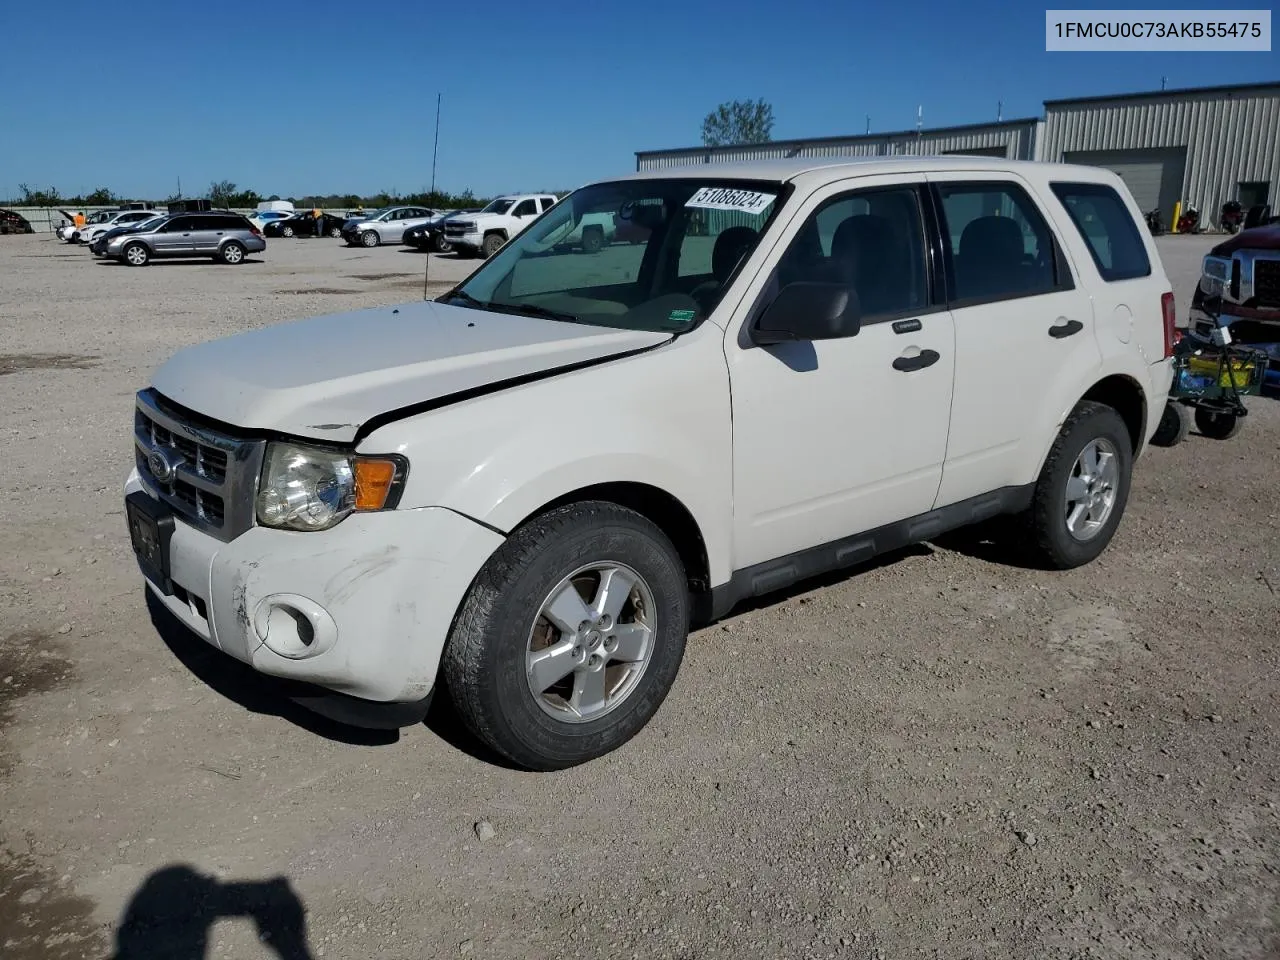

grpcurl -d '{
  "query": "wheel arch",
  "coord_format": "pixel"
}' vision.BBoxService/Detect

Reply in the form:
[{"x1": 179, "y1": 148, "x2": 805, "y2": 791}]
[
  {"x1": 1080, "y1": 373, "x2": 1148, "y2": 457},
  {"x1": 510, "y1": 481, "x2": 714, "y2": 623}
]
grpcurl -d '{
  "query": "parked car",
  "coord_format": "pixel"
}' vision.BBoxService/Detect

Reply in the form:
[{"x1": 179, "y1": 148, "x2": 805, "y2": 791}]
[
  {"x1": 103, "y1": 211, "x2": 265, "y2": 266},
  {"x1": 443, "y1": 194, "x2": 558, "y2": 258},
  {"x1": 401, "y1": 209, "x2": 479, "y2": 252},
  {"x1": 90, "y1": 215, "x2": 168, "y2": 255},
  {"x1": 124, "y1": 156, "x2": 1175, "y2": 770},
  {"x1": 247, "y1": 210, "x2": 294, "y2": 232},
  {"x1": 0, "y1": 209, "x2": 32, "y2": 235},
  {"x1": 59, "y1": 208, "x2": 116, "y2": 242},
  {"x1": 340, "y1": 206, "x2": 438, "y2": 247},
  {"x1": 1188, "y1": 218, "x2": 1280, "y2": 347},
  {"x1": 79, "y1": 208, "x2": 162, "y2": 246},
  {"x1": 263, "y1": 212, "x2": 345, "y2": 238}
]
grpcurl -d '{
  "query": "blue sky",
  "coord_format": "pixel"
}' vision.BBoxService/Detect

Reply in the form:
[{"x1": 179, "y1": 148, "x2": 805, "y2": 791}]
[{"x1": 0, "y1": 0, "x2": 1275, "y2": 201}]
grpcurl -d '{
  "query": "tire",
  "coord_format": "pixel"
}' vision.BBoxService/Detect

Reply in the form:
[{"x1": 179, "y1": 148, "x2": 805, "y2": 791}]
[
  {"x1": 1194, "y1": 407, "x2": 1243, "y2": 440},
  {"x1": 481, "y1": 232, "x2": 505, "y2": 258},
  {"x1": 360, "y1": 230, "x2": 380, "y2": 248},
  {"x1": 1021, "y1": 401, "x2": 1133, "y2": 570},
  {"x1": 433, "y1": 234, "x2": 452, "y2": 254},
  {"x1": 219, "y1": 241, "x2": 246, "y2": 265},
  {"x1": 581, "y1": 226, "x2": 604, "y2": 254},
  {"x1": 282, "y1": 225, "x2": 294, "y2": 238},
  {"x1": 329, "y1": 226, "x2": 342, "y2": 238},
  {"x1": 442, "y1": 501, "x2": 690, "y2": 771},
  {"x1": 123, "y1": 242, "x2": 150, "y2": 267},
  {"x1": 1149, "y1": 401, "x2": 1190, "y2": 447}
]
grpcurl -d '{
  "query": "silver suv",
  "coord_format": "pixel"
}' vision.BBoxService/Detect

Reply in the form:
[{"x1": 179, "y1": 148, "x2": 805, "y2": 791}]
[{"x1": 104, "y1": 212, "x2": 267, "y2": 266}]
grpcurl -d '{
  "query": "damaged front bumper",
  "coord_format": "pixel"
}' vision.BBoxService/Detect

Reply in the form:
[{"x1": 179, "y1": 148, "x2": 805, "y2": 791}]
[{"x1": 124, "y1": 467, "x2": 505, "y2": 714}]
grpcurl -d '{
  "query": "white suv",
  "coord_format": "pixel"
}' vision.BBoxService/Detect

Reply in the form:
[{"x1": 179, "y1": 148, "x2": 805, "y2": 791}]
[
  {"x1": 124, "y1": 157, "x2": 1176, "y2": 771},
  {"x1": 444, "y1": 193, "x2": 558, "y2": 258}
]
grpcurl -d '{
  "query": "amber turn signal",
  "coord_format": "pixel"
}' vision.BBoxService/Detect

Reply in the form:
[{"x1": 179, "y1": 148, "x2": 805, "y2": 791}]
[{"x1": 353, "y1": 458, "x2": 398, "y2": 510}]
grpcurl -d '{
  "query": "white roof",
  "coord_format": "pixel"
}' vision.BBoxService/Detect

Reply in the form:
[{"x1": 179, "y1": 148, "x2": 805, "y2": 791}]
[{"x1": 616, "y1": 155, "x2": 1118, "y2": 187}]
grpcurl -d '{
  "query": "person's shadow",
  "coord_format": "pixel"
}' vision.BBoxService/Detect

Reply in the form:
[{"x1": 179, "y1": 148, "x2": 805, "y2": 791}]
[{"x1": 112, "y1": 865, "x2": 314, "y2": 959}]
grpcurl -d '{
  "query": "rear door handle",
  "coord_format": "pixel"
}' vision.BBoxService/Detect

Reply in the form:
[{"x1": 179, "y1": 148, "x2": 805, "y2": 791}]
[
  {"x1": 893, "y1": 349, "x2": 941, "y2": 372},
  {"x1": 1049, "y1": 319, "x2": 1084, "y2": 339}
]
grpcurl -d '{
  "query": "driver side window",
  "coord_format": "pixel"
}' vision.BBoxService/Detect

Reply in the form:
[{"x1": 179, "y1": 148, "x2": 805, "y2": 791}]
[{"x1": 774, "y1": 186, "x2": 928, "y2": 321}]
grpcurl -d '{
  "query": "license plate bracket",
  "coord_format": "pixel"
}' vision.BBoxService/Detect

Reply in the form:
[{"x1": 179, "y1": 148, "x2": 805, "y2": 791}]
[{"x1": 125, "y1": 491, "x2": 175, "y2": 595}]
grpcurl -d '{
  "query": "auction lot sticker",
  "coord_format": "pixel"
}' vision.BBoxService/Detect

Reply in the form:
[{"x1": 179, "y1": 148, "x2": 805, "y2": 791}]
[{"x1": 686, "y1": 188, "x2": 775, "y2": 215}]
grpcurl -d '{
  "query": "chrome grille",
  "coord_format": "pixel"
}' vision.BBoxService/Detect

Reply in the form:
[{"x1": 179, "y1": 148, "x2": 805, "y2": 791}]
[
  {"x1": 445, "y1": 221, "x2": 473, "y2": 234},
  {"x1": 1254, "y1": 259, "x2": 1280, "y2": 308},
  {"x1": 133, "y1": 389, "x2": 265, "y2": 542}
]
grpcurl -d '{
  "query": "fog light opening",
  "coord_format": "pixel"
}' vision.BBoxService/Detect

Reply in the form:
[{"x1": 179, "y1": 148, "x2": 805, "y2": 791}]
[{"x1": 252, "y1": 594, "x2": 338, "y2": 660}]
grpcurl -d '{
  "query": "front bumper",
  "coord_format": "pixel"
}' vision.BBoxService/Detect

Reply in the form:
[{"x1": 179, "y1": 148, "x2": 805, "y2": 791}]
[
  {"x1": 446, "y1": 231, "x2": 481, "y2": 250},
  {"x1": 125, "y1": 468, "x2": 504, "y2": 705}
]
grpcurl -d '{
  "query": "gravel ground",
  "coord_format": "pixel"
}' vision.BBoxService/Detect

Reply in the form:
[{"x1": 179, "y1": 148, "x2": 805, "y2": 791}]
[{"x1": 1, "y1": 231, "x2": 1278, "y2": 960}]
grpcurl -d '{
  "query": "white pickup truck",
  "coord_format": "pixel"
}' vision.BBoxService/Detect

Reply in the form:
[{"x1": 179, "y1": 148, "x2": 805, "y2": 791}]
[
  {"x1": 443, "y1": 193, "x2": 559, "y2": 257},
  {"x1": 126, "y1": 157, "x2": 1175, "y2": 771}
]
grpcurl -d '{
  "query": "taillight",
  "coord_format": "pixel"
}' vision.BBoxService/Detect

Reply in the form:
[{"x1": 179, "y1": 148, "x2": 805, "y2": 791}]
[
  {"x1": 1161, "y1": 291, "x2": 1177, "y2": 358},
  {"x1": 250, "y1": 226, "x2": 262, "y2": 237}
]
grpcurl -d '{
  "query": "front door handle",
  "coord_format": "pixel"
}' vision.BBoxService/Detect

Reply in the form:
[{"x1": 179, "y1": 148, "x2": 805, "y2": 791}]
[
  {"x1": 893, "y1": 349, "x2": 941, "y2": 372},
  {"x1": 1049, "y1": 319, "x2": 1084, "y2": 339}
]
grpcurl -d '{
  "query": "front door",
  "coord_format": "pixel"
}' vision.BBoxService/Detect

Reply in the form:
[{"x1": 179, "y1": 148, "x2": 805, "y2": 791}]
[
  {"x1": 727, "y1": 175, "x2": 956, "y2": 569},
  {"x1": 926, "y1": 173, "x2": 1101, "y2": 506},
  {"x1": 152, "y1": 216, "x2": 196, "y2": 254}
]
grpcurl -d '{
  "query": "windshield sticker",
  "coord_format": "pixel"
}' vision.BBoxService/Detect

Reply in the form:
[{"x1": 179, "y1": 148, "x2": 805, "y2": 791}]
[
  {"x1": 668, "y1": 309, "x2": 696, "y2": 322},
  {"x1": 685, "y1": 187, "x2": 774, "y2": 216}
]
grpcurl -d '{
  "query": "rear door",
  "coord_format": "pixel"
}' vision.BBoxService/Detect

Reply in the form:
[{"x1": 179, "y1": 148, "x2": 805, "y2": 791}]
[
  {"x1": 151, "y1": 216, "x2": 196, "y2": 255},
  {"x1": 189, "y1": 215, "x2": 225, "y2": 253},
  {"x1": 925, "y1": 173, "x2": 1101, "y2": 506}
]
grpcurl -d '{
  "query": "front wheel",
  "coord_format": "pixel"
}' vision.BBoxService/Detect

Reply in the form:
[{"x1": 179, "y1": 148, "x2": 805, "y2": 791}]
[
  {"x1": 329, "y1": 226, "x2": 342, "y2": 238},
  {"x1": 481, "y1": 233, "x2": 505, "y2": 258},
  {"x1": 442, "y1": 501, "x2": 690, "y2": 771},
  {"x1": 1195, "y1": 407, "x2": 1242, "y2": 440},
  {"x1": 219, "y1": 241, "x2": 246, "y2": 265},
  {"x1": 1150, "y1": 401, "x2": 1190, "y2": 447},
  {"x1": 433, "y1": 234, "x2": 452, "y2": 253},
  {"x1": 360, "y1": 230, "x2": 380, "y2": 248},
  {"x1": 1021, "y1": 401, "x2": 1133, "y2": 570},
  {"x1": 282, "y1": 225, "x2": 294, "y2": 238},
  {"x1": 123, "y1": 242, "x2": 150, "y2": 267}
]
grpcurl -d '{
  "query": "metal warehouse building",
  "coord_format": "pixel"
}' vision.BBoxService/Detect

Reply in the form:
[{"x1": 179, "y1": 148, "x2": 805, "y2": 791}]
[{"x1": 636, "y1": 81, "x2": 1280, "y2": 228}]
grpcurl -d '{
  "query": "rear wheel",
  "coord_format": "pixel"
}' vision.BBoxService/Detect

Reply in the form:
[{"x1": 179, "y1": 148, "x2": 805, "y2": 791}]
[
  {"x1": 1021, "y1": 401, "x2": 1132, "y2": 569},
  {"x1": 360, "y1": 230, "x2": 380, "y2": 248},
  {"x1": 1194, "y1": 407, "x2": 1243, "y2": 440},
  {"x1": 442, "y1": 501, "x2": 689, "y2": 771},
  {"x1": 1150, "y1": 401, "x2": 1190, "y2": 447},
  {"x1": 481, "y1": 232, "x2": 505, "y2": 258},
  {"x1": 282, "y1": 225, "x2": 294, "y2": 238},
  {"x1": 219, "y1": 241, "x2": 246, "y2": 265},
  {"x1": 580, "y1": 225, "x2": 604, "y2": 254},
  {"x1": 329, "y1": 226, "x2": 342, "y2": 238},
  {"x1": 123, "y1": 242, "x2": 149, "y2": 267}
]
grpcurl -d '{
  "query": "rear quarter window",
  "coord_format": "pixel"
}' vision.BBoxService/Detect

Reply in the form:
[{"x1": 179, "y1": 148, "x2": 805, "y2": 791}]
[{"x1": 1050, "y1": 182, "x2": 1151, "y2": 282}]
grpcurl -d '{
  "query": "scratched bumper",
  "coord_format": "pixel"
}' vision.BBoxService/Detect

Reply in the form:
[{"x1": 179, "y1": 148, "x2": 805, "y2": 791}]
[{"x1": 125, "y1": 467, "x2": 505, "y2": 703}]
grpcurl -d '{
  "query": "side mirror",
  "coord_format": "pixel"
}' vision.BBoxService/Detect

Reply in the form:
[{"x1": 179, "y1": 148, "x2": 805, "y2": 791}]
[{"x1": 751, "y1": 281, "x2": 861, "y2": 346}]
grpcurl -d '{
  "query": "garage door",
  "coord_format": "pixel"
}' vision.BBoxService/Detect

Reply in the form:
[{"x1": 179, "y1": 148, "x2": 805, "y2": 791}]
[{"x1": 1062, "y1": 148, "x2": 1186, "y2": 218}]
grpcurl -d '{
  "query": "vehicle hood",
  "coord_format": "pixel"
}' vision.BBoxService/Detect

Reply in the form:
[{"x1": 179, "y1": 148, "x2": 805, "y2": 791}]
[
  {"x1": 1211, "y1": 223, "x2": 1280, "y2": 255},
  {"x1": 150, "y1": 300, "x2": 672, "y2": 443}
]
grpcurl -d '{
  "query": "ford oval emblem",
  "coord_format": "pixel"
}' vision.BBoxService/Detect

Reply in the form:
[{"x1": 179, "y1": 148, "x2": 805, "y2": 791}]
[{"x1": 147, "y1": 447, "x2": 179, "y2": 483}]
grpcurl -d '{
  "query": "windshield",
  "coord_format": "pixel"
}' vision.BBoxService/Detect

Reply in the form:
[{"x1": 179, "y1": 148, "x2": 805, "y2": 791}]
[
  {"x1": 448, "y1": 178, "x2": 784, "y2": 333},
  {"x1": 131, "y1": 217, "x2": 164, "y2": 231},
  {"x1": 88, "y1": 211, "x2": 114, "y2": 224},
  {"x1": 480, "y1": 198, "x2": 514, "y2": 215}
]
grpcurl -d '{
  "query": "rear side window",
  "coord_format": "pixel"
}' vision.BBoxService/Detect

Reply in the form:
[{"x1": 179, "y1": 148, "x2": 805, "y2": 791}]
[
  {"x1": 1050, "y1": 182, "x2": 1151, "y2": 282},
  {"x1": 513, "y1": 199, "x2": 538, "y2": 217},
  {"x1": 934, "y1": 181, "x2": 1067, "y2": 303}
]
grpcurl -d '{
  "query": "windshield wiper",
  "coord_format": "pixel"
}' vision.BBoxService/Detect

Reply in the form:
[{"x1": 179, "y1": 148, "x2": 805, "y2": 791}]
[
  {"x1": 444, "y1": 289, "x2": 489, "y2": 310},
  {"x1": 485, "y1": 302, "x2": 582, "y2": 324}
]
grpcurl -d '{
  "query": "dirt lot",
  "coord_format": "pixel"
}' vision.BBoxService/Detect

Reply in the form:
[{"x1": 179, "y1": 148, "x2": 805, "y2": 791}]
[{"x1": 1, "y1": 232, "x2": 1277, "y2": 960}]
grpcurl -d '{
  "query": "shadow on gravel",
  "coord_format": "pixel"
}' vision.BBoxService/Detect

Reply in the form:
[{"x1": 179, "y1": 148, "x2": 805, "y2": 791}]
[
  {"x1": 423, "y1": 692, "x2": 526, "y2": 771},
  {"x1": 929, "y1": 517, "x2": 1045, "y2": 570},
  {"x1": 112, "y1": 865, "x2": 313, "y2": 960},
  {"x1": 96, "y1": 259, "x2": 265, "y2": 267},
  {"x1": 146, "y1": 592, "x2": 397, "y2": 747}
]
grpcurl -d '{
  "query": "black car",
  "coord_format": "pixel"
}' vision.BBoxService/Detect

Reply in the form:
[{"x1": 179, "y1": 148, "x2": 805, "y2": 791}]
[
  {"x1": 263, "y1": 212, "x2": 345, "y2": 238},
  {"x1": 0, "y1": 209, "x2": 33, "y2": 235},
  {"x1": 88, "y1": 213, "x2": 168, "y2": 255},
  {"x1": 402, "y1": 209, "x2": 481, "y2": 252}
]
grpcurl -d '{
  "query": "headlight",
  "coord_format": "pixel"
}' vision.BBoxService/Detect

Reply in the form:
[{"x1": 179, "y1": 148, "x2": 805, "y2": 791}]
[
  {"x1": 1202, "y1": 255, "x2": 1230, "y2": 283},
  {"x1": 256, "y1": 441, "x2": 405, "y2": 532}
]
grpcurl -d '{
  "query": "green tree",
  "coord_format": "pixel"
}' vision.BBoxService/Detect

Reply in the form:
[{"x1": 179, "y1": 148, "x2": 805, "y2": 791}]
[
  {"x1": 18, "y1": 182, "x2": 63, "y2": 206},
  {"x1": 700, "y1": 99, "x2": 775, "y2": 147},
  {"x1": 83, "y1": 187, "x2": 117, "y2": 205},
  {"x1": 208, "y1": 180, "x2": 237, "y2": 206}
]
